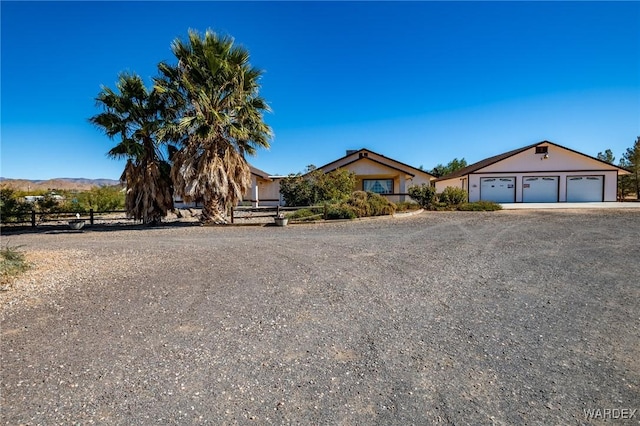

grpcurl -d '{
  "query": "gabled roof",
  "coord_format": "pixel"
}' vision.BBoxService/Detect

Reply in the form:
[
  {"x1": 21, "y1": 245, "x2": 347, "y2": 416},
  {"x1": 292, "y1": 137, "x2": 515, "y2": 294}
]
[
  {"x1": 435, "y1": 140, "x2": 630, "y2": 181},
  {"x1": 249, "y1": 165, "x2": 271, "y2": 180},
  {"x1": 316, "y1": 148, "x2": 436, "y2": 178}
]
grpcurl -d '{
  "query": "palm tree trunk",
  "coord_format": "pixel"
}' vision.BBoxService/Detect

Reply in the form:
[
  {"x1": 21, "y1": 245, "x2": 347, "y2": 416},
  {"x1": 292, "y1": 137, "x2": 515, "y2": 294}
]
[{"x1": 201, "y1": 195, "x2": 228, "y2": 224}]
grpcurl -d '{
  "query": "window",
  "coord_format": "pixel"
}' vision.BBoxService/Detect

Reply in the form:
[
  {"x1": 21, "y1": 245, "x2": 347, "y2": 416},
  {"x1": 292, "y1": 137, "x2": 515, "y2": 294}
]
[
  {"x1": 363, "y1": 179, "x2": 393, "y2": 194},
  {"x1": 535, "y1": 146, "x2": 549, "y2": 154}
]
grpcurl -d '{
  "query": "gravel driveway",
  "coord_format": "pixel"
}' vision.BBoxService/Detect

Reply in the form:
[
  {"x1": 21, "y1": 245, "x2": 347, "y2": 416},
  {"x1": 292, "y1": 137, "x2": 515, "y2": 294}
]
[{"x1": 1, "y1": 210, "x2": 639, "y2": 425}]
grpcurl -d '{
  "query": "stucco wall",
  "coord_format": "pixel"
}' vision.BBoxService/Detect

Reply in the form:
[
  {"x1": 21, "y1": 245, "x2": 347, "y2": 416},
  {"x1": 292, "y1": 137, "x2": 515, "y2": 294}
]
[
  {"x1": 243, "y1": 177, "x2": 282, "y2": 206},
  {"x1": 409, "y1": 174, "x2": 433, "y2": 187},
  {"x1": 435, "y1": 177, "x2": 466, "y2": 193},
  {"x1": 340, "y1": 158, "x2": 400, "y2": 176}
]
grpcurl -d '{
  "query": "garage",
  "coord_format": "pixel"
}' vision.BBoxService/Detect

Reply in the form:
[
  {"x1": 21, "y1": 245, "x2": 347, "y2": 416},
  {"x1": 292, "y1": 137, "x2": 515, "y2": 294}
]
[
  {"x1": 435, "y1": 141, "x2": 629, "y2": 203},
  {"x1": 522, "y1": 176, "x2": 559, "y2": 202},
  {"x1": 480, "y1": 177, "x2": 515, "y2": 203},
  {"x1": 566, "y1": 176, "x2": 603, "y2": 202}
]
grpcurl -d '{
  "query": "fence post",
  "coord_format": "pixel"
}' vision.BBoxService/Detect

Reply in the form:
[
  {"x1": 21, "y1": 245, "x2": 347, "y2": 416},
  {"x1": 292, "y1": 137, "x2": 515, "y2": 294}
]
[
  {"x1": 277, "y1": 205, "x2": 280, "y2": 217},
  {"x1": 31, "y1": 210, "x2": 36, "y2": 227},
  {"x1": 323, "y1": 204, "x2": 327, "y2": 220},
  {"x1": 230, "y1": 206, "x2": 234, "y2": 224},
  {"x1": 90, "y1": 209, "x2": 94, "y2": 225}
]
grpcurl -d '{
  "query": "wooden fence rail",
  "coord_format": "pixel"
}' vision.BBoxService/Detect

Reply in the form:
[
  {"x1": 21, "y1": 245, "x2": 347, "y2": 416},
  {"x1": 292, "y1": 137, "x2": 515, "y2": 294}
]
[
  {"x1": 1, "y1": 209, "x2": 129, "y2": 227},
  {"x1": 3, "y1": 205, "x2": 331, "y2": 227},
  {"x1": 230, "y1": 205, "x2": 326, "y2": 224}
]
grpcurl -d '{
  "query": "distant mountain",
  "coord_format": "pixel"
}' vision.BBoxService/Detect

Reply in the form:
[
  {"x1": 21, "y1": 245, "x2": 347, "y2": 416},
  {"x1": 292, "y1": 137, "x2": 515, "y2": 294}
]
[{"x1": 0, "y1": 177, "x2": 121, "y2": 191}]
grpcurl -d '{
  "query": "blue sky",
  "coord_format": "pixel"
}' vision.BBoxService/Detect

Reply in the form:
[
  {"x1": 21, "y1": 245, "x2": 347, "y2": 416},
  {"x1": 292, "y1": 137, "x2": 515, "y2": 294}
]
[{"x1": 1, "y1": 1, "x2": 639, "y2": 180}]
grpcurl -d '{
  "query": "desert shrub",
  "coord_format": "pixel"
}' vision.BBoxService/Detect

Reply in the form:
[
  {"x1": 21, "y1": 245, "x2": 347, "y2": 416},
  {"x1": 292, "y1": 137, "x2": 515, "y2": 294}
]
[
  {"x1": 280, "y1": 167, "x2": 355, "y2": 206},
  {"x1": 0, "y1": 187, "x2": 32, "y2": 223},
  {"x1": 407, "y1": 184, "x2": 438, "y2": 209},
  {"x1": 439, "y1": 186, "x2": 467, "y2": 206},
  {"x1": 78, "y1": 185, "x2": 125, "y2": 212},
  {"x1": 395, "y1": 201, "x2": 421, "y2": 212},
  {"x1": 326, "y1": 204, "x2": 357, "y2": 220},
  {"x1": 363, "y1": 192, "x2": 396, "y2": 216},
  {"x1": 457, "y1": 201, "x2": 502, "y2": 211},
  {"x1": 337, "y1": 191, "x2": 396, "y2": 218},
  {"x1": 0, "y1": 244, "x2": 30, "y2": 287},
  {"x1": 286, "y1": 208, "x2": 323, "y2": 221},
  {"x1": 345, "y1": 191, "x2": 371, "y2": 217},
  {"x1": 34, "y1": 194, "x2": 65, "y2": 222}
]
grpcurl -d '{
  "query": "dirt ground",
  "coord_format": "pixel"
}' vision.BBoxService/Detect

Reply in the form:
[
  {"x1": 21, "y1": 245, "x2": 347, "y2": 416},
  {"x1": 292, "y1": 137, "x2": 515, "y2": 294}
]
[{"x1": 1, "y1": 209, "x2": 639, "y2": 425}]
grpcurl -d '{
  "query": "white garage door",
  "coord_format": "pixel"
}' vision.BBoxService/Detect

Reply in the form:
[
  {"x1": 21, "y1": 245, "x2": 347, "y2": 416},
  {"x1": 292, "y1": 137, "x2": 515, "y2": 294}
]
[
  {"x1": 566, "y1": 176, "x2": 603, "y2": 202},
  {"x1": 480, "y1": 177, "x2": 515, "y2": 203},
  {"x1": 522, "y1": 177, "x2": 559, "y2": 203}
]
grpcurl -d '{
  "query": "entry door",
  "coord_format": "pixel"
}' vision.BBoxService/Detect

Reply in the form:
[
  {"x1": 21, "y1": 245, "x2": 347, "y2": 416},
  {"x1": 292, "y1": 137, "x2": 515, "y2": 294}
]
[
  {"x1": 522, "y1": 177, "x2": 559, "y2": 203},
  {"x1": 566, "y1": 176, "x2": 603, "y2": 202},
  {"x1": 480, "y1": 177, "x2": 515, "y2": 203}
]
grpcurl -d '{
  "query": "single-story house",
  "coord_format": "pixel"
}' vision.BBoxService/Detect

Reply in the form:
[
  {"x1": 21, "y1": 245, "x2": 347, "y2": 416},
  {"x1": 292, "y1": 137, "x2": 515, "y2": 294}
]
[
  {"x1": 315, "y1": 149, "x2": 436, "y2": 203},
  {"x1": 244, "y1": 166, "x2": 283, "y2": 207},
  {"x1": 173, "y1": 165, "x2": 283, "y2": 208},
  {"x1": 435, "y1": 140, "x2": 631, "y2": 203}
]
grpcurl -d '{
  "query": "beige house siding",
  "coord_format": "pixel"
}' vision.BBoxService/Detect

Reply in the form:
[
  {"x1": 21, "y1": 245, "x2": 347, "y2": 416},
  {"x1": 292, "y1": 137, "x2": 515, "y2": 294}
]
[
  {"x1": 480, "y1": 143, "x2": 621, "y2": 173},
  {"x1": 435, "y1": 177, "x2": 467, "y2": 193}
]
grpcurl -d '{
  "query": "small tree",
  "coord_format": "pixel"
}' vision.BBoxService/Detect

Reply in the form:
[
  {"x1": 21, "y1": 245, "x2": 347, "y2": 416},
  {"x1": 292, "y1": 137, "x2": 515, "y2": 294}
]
[
  {"x1": 83, "y1": 186, "x2": 126, "y2": 212},
  {"x1": 430, "y1": 158, "x2": 468, "y2": 178},
  {"x1": 597, "y1": 149, "x2": 615, "y2": 164},
  {"x1": 0, "y1": 187, "x2": 31, "y2": 224},
  {"x1": 280, "y1": 167, "x2": 355, "y2": 206}
]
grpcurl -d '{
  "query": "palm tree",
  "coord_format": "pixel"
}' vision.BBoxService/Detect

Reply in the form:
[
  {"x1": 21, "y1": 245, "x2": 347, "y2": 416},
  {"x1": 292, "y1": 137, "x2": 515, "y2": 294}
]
[
  {"x1": 156, "y1": 29, "x2": 272, "y2": 224},
  {"x1": 90, "y1": 73, "x2": 173, "y2": 224}
]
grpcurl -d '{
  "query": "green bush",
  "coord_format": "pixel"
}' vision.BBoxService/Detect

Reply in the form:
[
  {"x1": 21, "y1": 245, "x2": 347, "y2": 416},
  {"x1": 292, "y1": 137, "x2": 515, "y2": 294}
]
[
  {"x1": 439, "y1": 186, "x2": 467, "y2": 206},
  {"x1": 407, "y1": 184, "x2": 438, "y2": 210},
  {"x1": 457, "y1": 201, "x2": 503, "y2": 211}
]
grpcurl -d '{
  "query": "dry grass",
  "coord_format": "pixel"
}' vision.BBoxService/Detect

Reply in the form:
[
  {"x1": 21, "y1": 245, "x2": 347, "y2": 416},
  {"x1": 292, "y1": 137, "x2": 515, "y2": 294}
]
[{"x1": 0, "y1": 244, "x2": 30, "y2": 289}]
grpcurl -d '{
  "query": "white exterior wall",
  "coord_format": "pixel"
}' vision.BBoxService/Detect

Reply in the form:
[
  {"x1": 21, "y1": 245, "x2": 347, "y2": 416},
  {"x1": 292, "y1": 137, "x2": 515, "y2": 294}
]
[
  {"x1": 467, "y1": 171, "x2": 618, "y2": 202},
  {"x1": 258, "y1": 179, "x2": 283, "y2": 206},
  {"x1": 242, "y1": 177, "x2": 283, "y2": 206},
  {"x1": 602, "y1": 172, "x2": 618, "y2": 202}
]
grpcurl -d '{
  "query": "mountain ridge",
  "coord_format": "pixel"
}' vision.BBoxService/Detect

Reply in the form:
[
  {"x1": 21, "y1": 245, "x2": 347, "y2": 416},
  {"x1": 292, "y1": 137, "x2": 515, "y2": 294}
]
[{"x1": 0, "y1": 177, "x2": 121, "y2": 191}]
